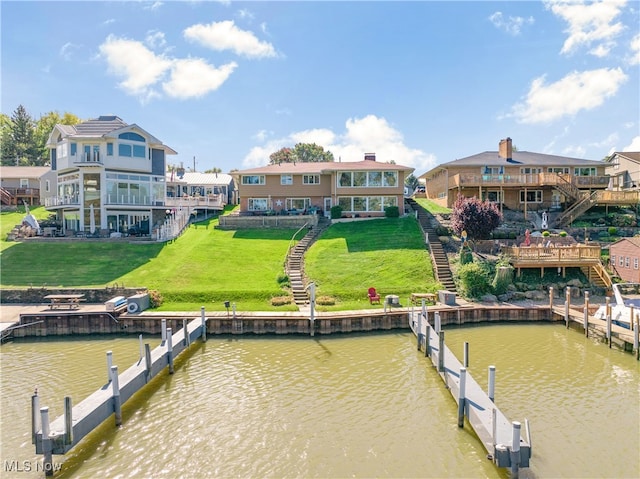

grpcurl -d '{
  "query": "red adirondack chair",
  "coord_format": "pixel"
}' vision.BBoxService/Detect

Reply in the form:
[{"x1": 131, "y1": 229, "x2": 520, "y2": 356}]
[{"x1": 368, "y1": 287, "x2": 381, "y2": 304}]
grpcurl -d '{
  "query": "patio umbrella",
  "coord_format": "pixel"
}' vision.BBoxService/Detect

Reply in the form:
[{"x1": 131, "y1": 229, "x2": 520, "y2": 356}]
[{"x1": 89, "y1": 203, "x2": 96, "y2": 234}]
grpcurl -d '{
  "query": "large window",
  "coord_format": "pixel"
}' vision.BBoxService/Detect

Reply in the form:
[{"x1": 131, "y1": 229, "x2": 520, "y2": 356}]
[
  {"x1": 281, "y1": 175, "x2": 293, "y2": 185},
  {"x1": 286, "y1": 198, "x2": 310, "y2": 210},
  {"x1": 248, "y1": 198, "x2": 268, "y2": 210},
  {"x1": 520, "y1": 167, "x2": 542, "y2": 174},
  {"x1": 337, "y1": 196, "x2": 397, "y2": 212},
  {"x1": 242, "y1": 175, "x2": 265, "y2": 185},
  {"x1": 520, "y1": 190, "x2": 542, "y2": 203},
  {"x1": 548, "y1": 167, "x2": 570, "y2": 174},
  {"x1": 337, "y1": 170, "x2": 398, "y2": 188},
  {"x1": 303, "y1": 174, "x2": 320, "y2": 185},
  {"x1": 574, "y1": 167, "x2": 596, "y2": 176},
  {"x1": 482, "y1": 191, "x2": 504, "y2": 203},
  {"x1": 118, "y1": 132, "x2": 147, "y2": 159},
  {"x1": 105, "y1": 172, "x2": 159, "y2": 205}
]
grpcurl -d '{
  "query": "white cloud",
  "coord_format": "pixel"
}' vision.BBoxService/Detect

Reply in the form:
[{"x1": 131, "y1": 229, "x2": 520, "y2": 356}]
[
  {"x1": 184, "y1": 20, "x2": 277, "y2": 58},
  {"x1": 145, "y1": 31, "x2": 166, "y2": 49},
  {"x1": 144, "y1": 1, "x2": 163, "y2": 11},
  {"x1": 163, "y1": 58, "x2": 237, "y2": 99},
  {"x1": 488, "y1": 11, "x2": 534, "y2": 35},
  {"x1": 236, "y1": 9, "x2": 254, "y2": 21},
  {"x1": 544, "y1": 0, "x2": 626, "y2": 57},
  {"x1": 509, "y1": 67, "x2": 628, "y2": 124},
  {"x1": 242, "y1": 115, "x2": 437, "y2": 173},
  {"x1": 623, "y1": 135, "x2": 640, "y2": 151},
  {"x1": 99, "y1": 34, "x2": 236, "y2": 102},
  {"x1": 628, "y1": 33, "x2": 640, "y2": 65},
  {"x1": 59, "y1": 42, "x2": 81, "y2": 61},
  {"x1": 99, "y1": 35, "x2": 172, "y2": 99}
]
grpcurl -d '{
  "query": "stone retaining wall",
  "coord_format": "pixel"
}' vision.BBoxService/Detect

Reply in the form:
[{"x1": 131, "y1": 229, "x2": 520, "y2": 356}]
[{"x1": 1, "y1": 287, "x2": 146, "y2": 304}]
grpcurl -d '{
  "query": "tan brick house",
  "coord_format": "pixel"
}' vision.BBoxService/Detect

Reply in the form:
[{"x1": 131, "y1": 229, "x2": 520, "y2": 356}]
[{"x1": 233, "y1": 154, "x2": 414, "y2": 217}]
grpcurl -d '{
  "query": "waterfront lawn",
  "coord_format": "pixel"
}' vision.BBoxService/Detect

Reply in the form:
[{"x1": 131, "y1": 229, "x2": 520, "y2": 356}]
[
  {"x1": 305, "y1": 217, "x2": 440, "y2": 311},
  {"x1": 414, "y1": 198, "x2": 451, "y2": 215},
  {"x1": 0, "y1": 206, "x2": 52, "y2": 252}
]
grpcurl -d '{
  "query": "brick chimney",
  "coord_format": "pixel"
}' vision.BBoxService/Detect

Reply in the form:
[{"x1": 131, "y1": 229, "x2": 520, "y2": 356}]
[
  {"x1": 364, "y1": 152, "x2": 376, "y2": 161},
  {"x1": 499, "y1": 138, "x2": 512, "y2": 160}
]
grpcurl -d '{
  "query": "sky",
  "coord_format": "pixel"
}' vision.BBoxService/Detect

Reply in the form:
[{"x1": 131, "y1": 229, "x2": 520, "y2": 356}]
[{"x1": 2, "y1": 0, "x2": 639, "y2": 176}]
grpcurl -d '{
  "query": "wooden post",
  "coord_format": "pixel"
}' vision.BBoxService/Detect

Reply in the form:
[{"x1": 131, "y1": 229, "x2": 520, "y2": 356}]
[
  {"x1": 634, "y1": 313, "x2": 639, "y2": 360},
  {"x1": 201, "y1": 306, "x2": 207, "y2": 342},
  {"x1": 111, "y1": 365, "x2": 122, "y2": 426},
  {"x1": 605, "y1": 297, "x2": 612, "y2": 346},
  {"x1": 425, "y1": 323, "x2": 430, "y2": 357},
  {"x1": 40, "y1": 407, "x2": 53, "y2": 476},
  {"x1": 167, "y1": 328, "x2": 174, "y2": 374},
  {"x1": 139, "y1": 334, "x2": 143, "y2": 361},
  {"x1": 549, "y1": 287, "x2": 554, "y2": 310},
  {"x1": 417, "y1": 304, "x2": 423, "y2": 351},
  {"x1": 630, "y1": 306, "x2": 635, "y2": 333},
  {"x1": 458, "y1": 367, "x2": 467, "y2": 428},
  {"x1": 64, "y1": 396, "x2": 72, "y2": 445},
  {"x1": 488, "y1": 365, "x2": 496, "y2": 402}
]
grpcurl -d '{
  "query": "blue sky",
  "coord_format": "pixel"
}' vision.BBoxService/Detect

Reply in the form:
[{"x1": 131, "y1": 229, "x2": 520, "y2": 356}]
[{"x1": 2, "y1": 1, "x2": 639, "y2": 176}]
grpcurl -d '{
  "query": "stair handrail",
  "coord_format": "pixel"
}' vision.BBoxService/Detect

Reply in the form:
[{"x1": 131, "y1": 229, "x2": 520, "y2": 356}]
[
  {"x1": 284, "y1": 222, "x2": 310, "y2": 271},
  {"x1": 555, "y1": 191, "x2": 597, "y2": 227}
]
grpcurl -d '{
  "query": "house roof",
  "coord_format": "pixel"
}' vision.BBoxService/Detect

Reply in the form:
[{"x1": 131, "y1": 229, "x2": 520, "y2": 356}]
[
  {"x1": 608, "y1": 152, "x2": 640, "y2": 164},
  {"x1": 236, "y1": 160, "x2": 413, "y2": 175},
  {"x1": 419, "y1": 150, "x2": 606, "y2": 178},
  {"x1": 168, "y1": 172, "x2": 234, "y2": 186},
  {"x1": 0, "y1": 166, "x2": 50, "y2": 179},
  {"x1": 611, "y1": 237, "x2": 640, "y2": 248},
  {"x1": 46, "y1": 115, "x2": 177, "y2": 154}
]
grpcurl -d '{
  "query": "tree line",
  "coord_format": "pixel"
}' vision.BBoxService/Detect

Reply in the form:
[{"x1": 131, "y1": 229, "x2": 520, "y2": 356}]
[{"x1": 1, "y1": 105, "x2": 81, "y2": 167}]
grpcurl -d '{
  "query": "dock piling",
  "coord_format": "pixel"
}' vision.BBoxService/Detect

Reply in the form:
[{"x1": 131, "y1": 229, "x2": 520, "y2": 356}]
[
  {"x1": 417, "y1": 307, "x2": 423, "y2": 351},
  {"x1": 549, "y1": 287, "x2": 554, "y2": 309},
  {"x1": 111, "y1": 366, "x2": 122, "y2": 426},
  {"x1": 40, "y1": 407, "x2": 53, "y2": 476},
  {"x1": 463, "y1": 342, "x2": 469, "y2": 368},
  {"x1": 106, "y1": 351, "x2": 113, "y2": 383},
  {"x1": 606, "y1": 298, "x2": 612, "y2": 347},
  {"x1": 458, "y1": 367, "x2": 467, "y2": 427},
  {"x1": 634, "y1": 314, "x2": 639, "y2": 360},
  {"x1": 438, "y1": 331, "x2": 445, "y2": 373},
  {"x1": 183, "y1": 319, "x2": 189, "y2": 347},
  {"x1": 31, "y1": 389, "x2": 40, "y2": 444},
  {"x1": 583, "y1": 291, "x2": 589, "y2": 337},
  {"x1": 510, "y1": 421, "x2": 521, "y2": 479},
  {"x1": 161, "y1": 319, "x2": 167, "y2": 343},
  {"x1": 167, "y1": 328, "x2": 174, "y2": 374},
  {"x1": 144, "y1": 343, "x2": 152, "y2": 378},
  {"x1": 138, "y1": 334, "x2": 143, "y2": 360},
  {"x1": 488, "y1": 365, "x2": 496, "y2": 402},
  {"x1": 64, "y1": 397, "x2": 72, "y2": 445},
  {"x1": 201, "y1": 307, "x2": 207, "y2": 342},
  {"x1": 564, "y1": 287, "x2": 570, "y2": 328},
  {"x1": 435, "y1": 311, "x2": 441, "y2": 334}
]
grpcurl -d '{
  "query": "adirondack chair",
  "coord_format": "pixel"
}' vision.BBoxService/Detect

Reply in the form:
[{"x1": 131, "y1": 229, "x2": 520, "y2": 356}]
[{"x1": 368, "y1": 287, "x2": 381, "y2": 304}]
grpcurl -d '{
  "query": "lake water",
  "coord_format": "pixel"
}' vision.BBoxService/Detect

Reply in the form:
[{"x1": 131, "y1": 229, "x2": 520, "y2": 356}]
[{"x1": 1, "y1": 324, "x2": 638, "y2": 478}]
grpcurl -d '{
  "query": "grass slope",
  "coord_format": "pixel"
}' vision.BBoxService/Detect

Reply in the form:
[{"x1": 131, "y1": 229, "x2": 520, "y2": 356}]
[{"x1": 1, "y1": 209, "x2": 439, "y2": 311}]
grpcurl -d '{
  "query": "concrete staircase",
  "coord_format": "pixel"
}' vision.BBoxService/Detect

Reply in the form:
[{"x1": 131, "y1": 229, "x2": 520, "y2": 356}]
[
  {"x1": 405, "y1": 198, "x2": 456, "y2": 291},
  {"x1": 286, "y1": 216, "x2": 331, "y2": 306}
]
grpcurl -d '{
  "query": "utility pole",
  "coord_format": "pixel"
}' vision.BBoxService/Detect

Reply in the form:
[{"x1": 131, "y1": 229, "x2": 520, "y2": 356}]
[{"x1": 193, "y1": 156, "x2": 196, "y2": 172}]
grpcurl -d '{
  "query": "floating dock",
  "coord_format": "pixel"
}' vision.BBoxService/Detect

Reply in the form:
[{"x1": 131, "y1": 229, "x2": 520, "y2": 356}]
[
  {"x1": 410, "y1": 307, "x2": 532, "y2": 479},
  {"x1": 32, "y1": 310, "x2": 209, "y2": 475}
]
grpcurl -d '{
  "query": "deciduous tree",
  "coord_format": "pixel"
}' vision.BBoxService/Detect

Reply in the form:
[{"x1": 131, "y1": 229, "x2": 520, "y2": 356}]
[{"x1": 450, "y1": 194, "x2": 502, "y2": 241}]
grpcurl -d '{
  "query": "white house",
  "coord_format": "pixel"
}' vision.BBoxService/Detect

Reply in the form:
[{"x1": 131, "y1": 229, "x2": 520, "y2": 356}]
[{"x1": 45, "y1": 115, "x2": 177, "y2": 235}]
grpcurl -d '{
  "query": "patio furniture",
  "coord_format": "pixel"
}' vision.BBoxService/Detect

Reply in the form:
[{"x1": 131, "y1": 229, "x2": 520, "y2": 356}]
[{"x1": 368, "y1": 287, "x2": 381, "y2": 304}]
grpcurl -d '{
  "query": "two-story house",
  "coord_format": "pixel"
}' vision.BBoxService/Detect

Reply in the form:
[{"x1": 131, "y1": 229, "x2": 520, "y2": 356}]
[
  {"x1": 418, "y1": 138, "x2": 638, "y2": 227},
  {"x1": 0, "y1": 166, "x2": 51, "y2": 206},
  {"x1": 45, "y1": 115, "x2": 177, "y2": 235},
  {"x1": 233, "y1": 154, "x2": 414, "y2": 217},
  {"x1": 606, "y1": 151, "x2": 640, "y2": 191}
]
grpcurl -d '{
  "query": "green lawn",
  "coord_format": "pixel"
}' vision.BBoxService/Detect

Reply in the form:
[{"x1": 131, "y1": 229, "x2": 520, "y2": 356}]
[
  {"x1": 1, "y1": 208, "x2": 439, "y2": 311},
  {"x1": 414, "y1": 198, "x2": 451, "y2": 214}
]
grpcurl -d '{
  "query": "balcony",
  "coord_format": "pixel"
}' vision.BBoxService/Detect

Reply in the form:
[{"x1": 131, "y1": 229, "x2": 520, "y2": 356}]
[
  {"x1": 45, "y1": 195, "x2": 80, "y2": 207},
  {"x1": 451, "y1": 172, "x2": 611, "y2": 189},
  {"x1": 165, "y1": 194, "x2": 225, "y2": 209}
]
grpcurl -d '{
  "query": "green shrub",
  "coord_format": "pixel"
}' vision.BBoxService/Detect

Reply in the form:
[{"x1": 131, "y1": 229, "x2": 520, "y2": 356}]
[
  {"x1": 459, "y1": 248, "x2": 473, "y2": 265},
  {"x1": 148, "y1": 289, "x2": 163, "y2": 308},
  {"x1": 559, "y1": 231, "x2": 567, "y2": 237},
  {"x1": 542, "y1": 231, "x2": 550, "y2": 237},
  {"x1": 316, "y1": 295, "x2": 336, "y2": 306},
  {"x1": 456, "y1": 262, "x2": 492, "y2": 299},
  {"x1": 330, "y1": 205, "x2": 343, "y2": 219},
  {"x1": 384, "y1": 205, "x2": 399, "y2": 217},
  {"x1": 276, "y1": 273, "x2": 289, "y2": 287},
  {"x1": 608, "y1": 226, "x2": 617, "y2": 236},
  {"x1": 435, "y1": 226, "x2": 450, "y2": 236}
]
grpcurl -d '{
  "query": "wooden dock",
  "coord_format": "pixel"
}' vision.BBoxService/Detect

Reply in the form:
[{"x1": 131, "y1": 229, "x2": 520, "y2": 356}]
[{"x1": 410, "y1": 308, "x2": 531, "y2": 478}]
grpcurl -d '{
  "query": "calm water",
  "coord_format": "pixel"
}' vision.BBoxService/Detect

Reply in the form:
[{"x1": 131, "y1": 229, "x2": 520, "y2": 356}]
[{"x1": 1, "y1": 325, "x2": 638, "y2": 478}]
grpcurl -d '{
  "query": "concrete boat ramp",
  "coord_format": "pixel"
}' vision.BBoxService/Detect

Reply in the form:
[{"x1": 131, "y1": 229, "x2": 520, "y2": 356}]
[{"x1": 410, "y1": 308, "x2": 532, "y2": 478}]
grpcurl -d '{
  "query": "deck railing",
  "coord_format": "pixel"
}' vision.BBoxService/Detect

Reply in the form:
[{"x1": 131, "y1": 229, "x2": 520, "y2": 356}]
[{"x1": 502, "y1": 245, "x2": 601, "y2": 262}]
